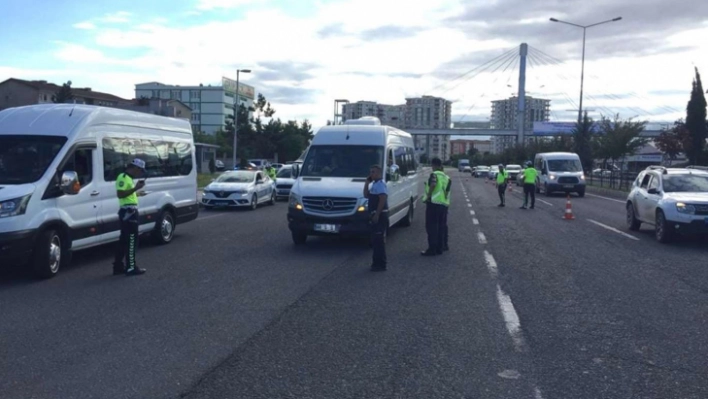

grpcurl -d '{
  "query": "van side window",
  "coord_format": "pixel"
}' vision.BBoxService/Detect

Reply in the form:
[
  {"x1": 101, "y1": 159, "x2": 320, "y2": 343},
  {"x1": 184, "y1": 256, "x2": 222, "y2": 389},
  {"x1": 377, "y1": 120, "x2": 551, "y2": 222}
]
[
  {"x1": 394, "y1": 147, "x2": 408, "y2": 176},
  {"x1": 63, "y1": 148, "x2": 93, "y2": 187},
  {"x1": 103, "y1": 137, "x2": 193, "y2": 181}
]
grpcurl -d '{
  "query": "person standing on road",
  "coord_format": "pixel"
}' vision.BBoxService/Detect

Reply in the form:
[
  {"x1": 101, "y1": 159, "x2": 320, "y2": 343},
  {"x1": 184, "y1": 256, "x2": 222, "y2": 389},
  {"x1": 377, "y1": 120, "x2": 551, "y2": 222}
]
[
  {"x1": 266, "y1": 163, "x2": 277, "y2": 180},
  {"x1": 496, "y1": 163, "x2": 509, "y2": 207},
  {"x1": 520, "y1": 161, "x2": 537, "y2": 210},
  {"x1": 364, "y1": 165, "x2": 389, "y2": 272},
  {"x1": 440, "y1": 166, "x2": 452, "y2": 251},
  {"x1": 113, "y1": 158, "x2": 148, "y2": 276},
  {"x1": 421, "y1": 158, "x2": 449, "y2": 256}
]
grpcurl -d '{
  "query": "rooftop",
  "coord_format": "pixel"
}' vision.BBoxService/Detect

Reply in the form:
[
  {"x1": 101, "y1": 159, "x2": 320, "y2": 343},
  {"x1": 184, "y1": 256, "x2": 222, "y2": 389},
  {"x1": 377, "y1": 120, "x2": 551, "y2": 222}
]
[{"x1": 1, "y1": 78, "x2": 131, "y2": 103}]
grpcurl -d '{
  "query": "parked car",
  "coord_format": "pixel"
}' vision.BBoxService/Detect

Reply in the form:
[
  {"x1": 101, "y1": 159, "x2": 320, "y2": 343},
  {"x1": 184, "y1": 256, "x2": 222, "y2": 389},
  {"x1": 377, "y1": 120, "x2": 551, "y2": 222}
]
[
  {"x1": 463, "y1": 165, "x2": 472, "y2": 173},
  {"x1": 474, "y1": 166, "x2": 490, "y2": 178},
  {"x1": 458, "y1": 159, "x2": 470, "y2": 172},
  {"x1": 505, "y1": 164, "x2": 522, "y2": 181},
  {"x1": 215, "y1": 160, "x2": 225, "y2": 171},
  {"x1": 274, "y1": 165, "x2": 295, "y2": 200},
  {"x1": 271, "y1": 163, "x2": 284, "y2": 170},
  {"x1": 488, "y1": 165, "x2": 500, "y2": 180},
  {"x1": 626, "y1": 166, "x2": 708, "y2": 243},
  {"x1": 202, "y1": 170, "x2": 276, "y2": 210}
]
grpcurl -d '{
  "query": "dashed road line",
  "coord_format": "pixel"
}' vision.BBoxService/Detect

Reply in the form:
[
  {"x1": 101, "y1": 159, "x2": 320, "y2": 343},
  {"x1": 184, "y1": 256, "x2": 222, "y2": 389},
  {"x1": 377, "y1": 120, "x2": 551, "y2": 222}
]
[
  {"x1": 469, "y1": 210, "x2": 475, "y2": 215},
  {"x1": 195, "y1": 214, "x2": 227, "y2": 222},
  {"x1": 534, "y1": 387, "x2": 545, "y2": 399},
  {"x1": 587, "y1": 219, "x2": 640, "y2": 241},
  {"x1": 496, "y1": 284, "x2": 527, "y2": 352},
  {"x1": 472, "y1": 218, "x2": 479, "y2": 225},
  {"x1": 477, "y1": 232, "x2": 487, "y2": 244},
  {"x1": 467, "y1": 203, "x2": 472, "y2": 207},
  {"x1": 586, "y1": 193, "x2": 626, "y2": 204},
  {"x1": 483, "y1": 250, "x2": 498, "y2": 278},
  {"x1": 536, "y1": 199, "x2": 553, "y2": 206}
]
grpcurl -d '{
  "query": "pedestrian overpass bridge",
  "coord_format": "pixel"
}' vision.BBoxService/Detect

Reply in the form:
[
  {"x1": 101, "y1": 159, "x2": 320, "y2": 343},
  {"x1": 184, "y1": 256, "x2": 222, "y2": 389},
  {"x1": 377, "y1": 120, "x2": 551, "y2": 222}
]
[{"x1": 407, "y1": 128, "x2": 662, "y2": 138}]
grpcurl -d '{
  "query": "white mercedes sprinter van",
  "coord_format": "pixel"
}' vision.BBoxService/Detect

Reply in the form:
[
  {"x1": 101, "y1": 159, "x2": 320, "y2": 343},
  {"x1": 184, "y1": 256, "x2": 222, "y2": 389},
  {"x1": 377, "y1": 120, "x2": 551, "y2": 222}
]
[
  {"x1": 286, "y1": 117, "x2": 422, "y2": 245},
  {"x1": 534, "y1": 152, "x2": 587, "y2": 197},
  {"x1": 0, "y1": 104, "x2": 199, "y2": 278}
]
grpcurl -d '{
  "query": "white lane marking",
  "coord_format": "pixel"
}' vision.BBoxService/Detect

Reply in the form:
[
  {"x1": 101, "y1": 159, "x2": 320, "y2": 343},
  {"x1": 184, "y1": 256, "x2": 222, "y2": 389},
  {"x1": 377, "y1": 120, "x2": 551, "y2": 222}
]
[
  {"x1": 496, "y1": 284, "x2": 527, "y2": 352},
  {"x1": 477, "y1": 232, "x2": 487, "y2": 244},
  {"x1": 469, "y1": 210, "x2": 475, "y2": 215},
  {"x1": 587, "y1": 219, "x2": 640, "y2": 241},
  {"x1": 467, "y1": 203, "x2": 472, "y2": 207},
  {"x1": 537, "y1": 199, "x2": 553, "y2": 206},
  {"x1": 195, "y1": 214, "x2": 226, "y2": 222},
  {"x1": 466, "y1": 198, "x2": 470, "y2": 202},
  {"x1": 484, "y1": 250, "x2": 497, "y2": 278},
  {"x1": 472, "y1": 218, "x2": 479, "y2": 225},
  {"x1": 586, "y1": 193, "x2": 626, "y2": 204},
  {"x1": 534, "y1": 387, "x2": 545, "y2": 399}
]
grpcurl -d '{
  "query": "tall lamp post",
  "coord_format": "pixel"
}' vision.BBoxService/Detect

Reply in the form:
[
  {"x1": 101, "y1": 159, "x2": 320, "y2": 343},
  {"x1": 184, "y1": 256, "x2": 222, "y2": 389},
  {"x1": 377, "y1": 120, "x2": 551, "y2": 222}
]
[
  {"x1": 232, "y1": 68, "x2": 251, "y2": 168},
  {"x1": 550, "y1": 17, "x2": 622, "y2": 123}
]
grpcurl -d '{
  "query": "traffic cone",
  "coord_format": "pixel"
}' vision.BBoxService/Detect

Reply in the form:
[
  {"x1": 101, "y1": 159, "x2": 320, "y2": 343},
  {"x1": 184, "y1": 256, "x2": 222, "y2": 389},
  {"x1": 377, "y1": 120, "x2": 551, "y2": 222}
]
[
  {"x1": 508, "y1": 181, "x2": 513, "y2": 192},
  {"x1": 563, "y1": 194, "x2": 575, "y2": 220}
]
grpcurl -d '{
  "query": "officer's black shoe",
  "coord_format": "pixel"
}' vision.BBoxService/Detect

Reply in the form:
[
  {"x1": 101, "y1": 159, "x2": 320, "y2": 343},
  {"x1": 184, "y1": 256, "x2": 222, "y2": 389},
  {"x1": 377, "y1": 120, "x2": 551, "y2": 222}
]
[
  {"x1": 125, "y1": 267, "x2": 146, "y2": 276},
  {"x1": 370, "y1": 266, "x2": 386, "y2": 272},
  {"x1": 498, "y1": 203, "x2": 504, "y2": 207},
  {"x1": 112, "y1": 263, "x2": 125, "y2": 276},
  {"x1": 443, "y1": 246, "x2": 450, "y2": 251},
  {"x1": 530, "y1": 206, "x2": 535, "y2": 209},
  {"x1": 421, "y1": 250, "x2": 438, "y2": 256}
]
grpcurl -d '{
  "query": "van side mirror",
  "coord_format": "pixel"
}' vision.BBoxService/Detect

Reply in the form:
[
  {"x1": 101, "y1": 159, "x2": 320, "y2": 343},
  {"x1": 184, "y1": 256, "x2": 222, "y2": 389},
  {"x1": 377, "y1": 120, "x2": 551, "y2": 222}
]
[
  {"x1": 292, "y1": 165, "x2": 300, "y2": 178},
  {"x1": 60, "y1": 171, "x2": 81, "y2": 195}
]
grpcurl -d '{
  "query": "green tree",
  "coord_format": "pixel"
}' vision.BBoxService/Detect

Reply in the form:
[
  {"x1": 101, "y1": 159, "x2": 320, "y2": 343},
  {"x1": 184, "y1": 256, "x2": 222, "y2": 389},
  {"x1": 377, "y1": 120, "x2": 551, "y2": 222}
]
[
  {"x1": 572, "y1": 111, "x2": 595, "y2": 171},
  {"x1": 596, "y1": 114, "x2": 648, "y2": 166},
  {"x1": 685, "y1": 67, "x2": 707, "y2": 165},
  {"x1": 52, "y1": 80, "x2": 74, "y2": 104},
  {"x1": 654, "y1": 120, "x2": 690, "y2": 165}
]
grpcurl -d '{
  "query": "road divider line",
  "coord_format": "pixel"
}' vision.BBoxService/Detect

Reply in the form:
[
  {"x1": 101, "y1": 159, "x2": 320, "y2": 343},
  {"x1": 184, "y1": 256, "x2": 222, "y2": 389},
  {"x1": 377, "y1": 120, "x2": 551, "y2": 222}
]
[
  {"x1": 537, "y1": 199, "x2": 553, "y2": 206},
  {"x1": 477, "y1": 232, "x2": 487, "y2": 244},
  {"x1": 484, "y1": 250, "x2": 498, "y2": 278},
  {"x1": 534, "y1": 387, "x2": 545, "y2": 399},
  {"x1": 587, "y1": 219, "x2": 640, "y2": 241},
  {"x1": 469, "y1": 210, "x2": 475, "y2": 215},
  {"x1": 195, "y1": 214, "x2": 227, "y2": 222},
  {"x1": 496, "y1": 284, "x2": 527, "y2": 352},
  {"x1": 586, "y1": 193, "x2": 626, "y2": 204},
  {"x1": 466, "y1": 198, "x2": 470, "y2": 202},
  {"x1": 467, "y1": 203, "x2": 472, "y2": 207},
  {"x1": 473, "y1": 218, "x2": 479, "y2": 225}
]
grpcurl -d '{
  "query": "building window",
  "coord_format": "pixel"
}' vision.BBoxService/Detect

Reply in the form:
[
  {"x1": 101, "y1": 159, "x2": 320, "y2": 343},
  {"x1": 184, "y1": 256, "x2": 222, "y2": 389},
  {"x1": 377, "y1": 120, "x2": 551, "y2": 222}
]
[
  {"x1": 160, "y1": 90, "x2": 170, "y2": 99},
  {"x1": 171, "y1": 90, "x2": 181, "y2": 99},
  {"x1": 190, "y1": 90, "x2": 201, "y2": 100},
  {"x1": 190, "y1": 103, "x2": 200, "y2": 112},
  {"x1": 191, "y1": 113, "x2": 201, "y2": 123}
]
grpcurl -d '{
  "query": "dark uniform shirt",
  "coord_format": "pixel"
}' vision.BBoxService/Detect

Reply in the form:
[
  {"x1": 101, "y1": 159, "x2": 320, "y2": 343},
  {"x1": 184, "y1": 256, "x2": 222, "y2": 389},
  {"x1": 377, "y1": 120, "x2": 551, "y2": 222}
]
[{"x1": 368, "y1": 179, "x2": 388, "y2": 212}]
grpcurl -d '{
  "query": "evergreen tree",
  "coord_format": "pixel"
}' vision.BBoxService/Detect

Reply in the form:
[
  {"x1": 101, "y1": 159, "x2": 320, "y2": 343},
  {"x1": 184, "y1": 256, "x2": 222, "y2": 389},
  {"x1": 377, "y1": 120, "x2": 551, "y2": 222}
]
[
  {"x1": 686, "y1": 67, "x2": 707, "y2": 165},
  {"x1": 572, "y1": 111, "x2": 595, "y2": 171},
  {"x1": 52, "y1": 81, "x2": 74, "y2": 103}
]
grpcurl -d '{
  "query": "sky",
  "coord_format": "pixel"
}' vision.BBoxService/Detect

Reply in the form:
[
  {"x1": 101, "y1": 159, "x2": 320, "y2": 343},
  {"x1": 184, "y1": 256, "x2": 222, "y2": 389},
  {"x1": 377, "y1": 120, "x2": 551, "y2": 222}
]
[{"x1": 1, "y1": 0, "x2": 707, "y2": 134}]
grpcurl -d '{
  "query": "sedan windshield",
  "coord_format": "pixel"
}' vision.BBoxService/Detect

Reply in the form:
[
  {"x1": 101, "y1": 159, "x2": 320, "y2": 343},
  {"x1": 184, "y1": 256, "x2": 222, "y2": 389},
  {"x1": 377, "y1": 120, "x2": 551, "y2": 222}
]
[
  {"x1": 662, "y1": 174, "x2": 708, "y2": 193},
  {"x1": 216, "y1": 171, "x2": 254, "y2": 183},
  {"x1": 548, "y1": 159, "x2": 582, "y2": 172},
  {"x1": 276, "y1": 167, "x2": 292, "y2": 178},
  {"x1": 301, "y1": 145, "x2": 384, "y2": 178},
  {"x1": 0, "y1": 135, "x2": 67, "y2": 184},
  {"x1": 506, "y1": 165, "x2": 522, "y2": 171}
]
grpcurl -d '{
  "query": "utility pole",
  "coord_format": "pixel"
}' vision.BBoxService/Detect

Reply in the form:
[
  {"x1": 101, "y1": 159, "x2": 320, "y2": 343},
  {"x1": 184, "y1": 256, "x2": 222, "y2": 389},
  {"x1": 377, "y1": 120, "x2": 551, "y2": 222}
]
[
  {"x1": 232, "y1": 69, "x2": 251, "y2": 168},
  {"x1": 517, "y1": 43, "x2": 528, "y2": 146}
]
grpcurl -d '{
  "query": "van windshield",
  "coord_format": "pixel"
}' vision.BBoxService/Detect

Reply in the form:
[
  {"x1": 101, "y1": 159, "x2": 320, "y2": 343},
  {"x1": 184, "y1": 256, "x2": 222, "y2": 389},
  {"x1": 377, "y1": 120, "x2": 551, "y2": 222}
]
[
  {"x1": 301, "y1": 145, "x2": 384, "y2": 178},
  {"x1": 547, "y1": 159, "x2": 583, "y2": 172},
  {"x1": 0, "y1": 135, "x2": 67, "y2": 184}
]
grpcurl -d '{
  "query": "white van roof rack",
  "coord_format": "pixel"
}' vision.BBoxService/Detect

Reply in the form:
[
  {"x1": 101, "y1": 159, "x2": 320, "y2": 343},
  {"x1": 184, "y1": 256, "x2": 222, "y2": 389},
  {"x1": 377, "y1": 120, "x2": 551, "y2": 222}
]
[{"x1": 344, "y1": 116, "x2": 381, "y2": 126}]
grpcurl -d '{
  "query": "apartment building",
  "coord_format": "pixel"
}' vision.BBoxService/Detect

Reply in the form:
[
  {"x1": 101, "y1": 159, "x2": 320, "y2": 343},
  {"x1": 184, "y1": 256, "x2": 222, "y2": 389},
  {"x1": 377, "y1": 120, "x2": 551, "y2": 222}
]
[
  {"x1": 135, "y1": 77, "x2": 255, "y2": 135},
  {"x1": 490, "y1": 96, "x2": 550, "y2": 153},
  {"x1": 342, "y1": 101, "x2": 405, "y2": 128},
  {"x1": 0, "y1": 78, "x2": 132, "y2": 110},
  {"x1": 450, "y1": 139, "x2": 492, "y2": 157},
  {"x1": 406, "y1": 96, "x2": 453, "y2": 161}
]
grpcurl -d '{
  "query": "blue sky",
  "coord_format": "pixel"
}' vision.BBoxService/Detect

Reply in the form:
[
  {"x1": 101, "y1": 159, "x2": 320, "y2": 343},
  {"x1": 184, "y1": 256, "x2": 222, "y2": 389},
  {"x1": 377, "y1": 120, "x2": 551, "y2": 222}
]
[{"x1": 2, "y1": 0, "x2": 707, "y2": 130}]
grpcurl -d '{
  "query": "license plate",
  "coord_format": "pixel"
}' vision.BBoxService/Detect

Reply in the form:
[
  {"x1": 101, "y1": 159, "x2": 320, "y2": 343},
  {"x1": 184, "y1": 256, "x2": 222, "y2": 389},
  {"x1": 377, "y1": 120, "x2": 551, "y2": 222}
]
[
  {"x1": 563, "y1": 184, "x2": 574, "y2": 188},
  {"x1": 214, "y1": 201, "x2": 230, "y2": 206},
  {"x1": 314, "y1": 224, "x2": 339, "y2": 233}
]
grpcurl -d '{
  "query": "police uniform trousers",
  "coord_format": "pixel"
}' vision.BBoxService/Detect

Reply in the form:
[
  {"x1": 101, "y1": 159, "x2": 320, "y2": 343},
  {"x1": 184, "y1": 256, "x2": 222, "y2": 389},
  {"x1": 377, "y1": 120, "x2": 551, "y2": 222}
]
[
  {"x1": 425, "y1": 202, "x2": 446, "y2": 253},
  {"x1": 370, "y1": 212, "x2": 389, "y2": 268},
  {"x1": 114, "y1": 207, "x2": 140, "y2": 272},
  {"x1": 523, "y1": 184, "x2": 536, "y2": 208}
]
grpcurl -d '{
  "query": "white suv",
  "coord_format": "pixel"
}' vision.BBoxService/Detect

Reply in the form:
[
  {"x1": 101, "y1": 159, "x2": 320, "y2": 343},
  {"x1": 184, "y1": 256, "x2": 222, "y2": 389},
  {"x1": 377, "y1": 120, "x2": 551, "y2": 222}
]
[{"x1": 626, "y1": 166, "x2": 708, "y2": 243}]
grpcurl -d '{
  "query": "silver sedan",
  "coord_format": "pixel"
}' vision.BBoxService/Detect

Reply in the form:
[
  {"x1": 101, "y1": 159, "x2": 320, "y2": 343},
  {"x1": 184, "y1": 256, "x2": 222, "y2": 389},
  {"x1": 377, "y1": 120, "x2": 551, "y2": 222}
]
[{"x1": 202, "y1": 170, "x2": 276, "y2": 210}]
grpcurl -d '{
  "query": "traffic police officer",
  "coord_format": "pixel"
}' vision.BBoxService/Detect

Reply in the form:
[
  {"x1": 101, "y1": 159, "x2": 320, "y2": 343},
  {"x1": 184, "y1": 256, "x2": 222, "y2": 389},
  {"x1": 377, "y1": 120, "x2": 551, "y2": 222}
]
[
  {"x1": 266, "y1": 163, "x2": 277, "y2": 180},
  {"x1": 496, "y1": 163, "x2": 509, "y2": 207},
  {"x1": 113, "y1": 158, "x2": 148, "y2": 276},
  {"x1": 364, "y1": 164, "x2": 388, "y2": 271},
  {"x1": 421, "y1": 158, "x2": 450, "y2": 256},
  {"x1": 440, "y1": 165, "x2": 452, "y2": 251},
  {"x1": 521, "y1": 161, "x2": 538, "y2": 210}
]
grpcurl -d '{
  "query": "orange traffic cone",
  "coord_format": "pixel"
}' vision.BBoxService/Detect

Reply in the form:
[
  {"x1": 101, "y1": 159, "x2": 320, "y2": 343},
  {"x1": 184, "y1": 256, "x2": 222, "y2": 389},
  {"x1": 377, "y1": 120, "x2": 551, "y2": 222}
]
[
  {"x1": 508, "y1": 181, "x2": 513, "y2": 192},
  {"x1": 563, "y1": 194, "x2": 575, "y2": 220}
]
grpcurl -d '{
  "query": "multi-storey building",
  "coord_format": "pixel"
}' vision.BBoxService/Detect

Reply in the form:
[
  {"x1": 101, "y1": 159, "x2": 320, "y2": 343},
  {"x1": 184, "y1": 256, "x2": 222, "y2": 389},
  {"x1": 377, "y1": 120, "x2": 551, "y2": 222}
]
[
  {"x1": 0, "y1": 78, "x2": 132, "y2": 110},
  {"x1": 450, "y1": 139, "x2": 492, "y2": 157},
  {"x1": 135, "y1": 77, "x2": 255, "y2": 135},
  {"x1": 490, "y1": 96, "x2": 550, "y2": 153},
  {"x1": 405, "y1": 96, "x2": 453, "y2": 161},
  {"x1": 342, "y1": 101, "x2": 405, "y2": 128}
]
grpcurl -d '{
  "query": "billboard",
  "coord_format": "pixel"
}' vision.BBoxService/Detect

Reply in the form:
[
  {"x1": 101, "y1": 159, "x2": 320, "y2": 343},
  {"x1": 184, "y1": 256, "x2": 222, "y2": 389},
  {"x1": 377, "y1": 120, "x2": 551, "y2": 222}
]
[
  {"x1": 222, "y1": 76, "x2": 255, "y2": 100},
  {"x1": 533, "y1": 121, "x2": 601, "y2": 135}
]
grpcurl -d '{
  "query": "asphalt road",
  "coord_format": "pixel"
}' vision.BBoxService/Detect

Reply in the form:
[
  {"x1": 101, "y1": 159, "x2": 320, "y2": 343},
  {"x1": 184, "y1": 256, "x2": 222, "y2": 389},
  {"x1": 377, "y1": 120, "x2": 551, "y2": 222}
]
[{"x1": 1, "y1": 171, "x2": 707, "y2": 399}]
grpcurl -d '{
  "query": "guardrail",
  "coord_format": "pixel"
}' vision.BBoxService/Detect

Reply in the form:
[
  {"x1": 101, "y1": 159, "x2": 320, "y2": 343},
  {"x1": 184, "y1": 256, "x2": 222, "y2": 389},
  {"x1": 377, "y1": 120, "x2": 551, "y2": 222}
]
[{"x1": 586, "y1": 171, "x2": 637, "y2": 192}]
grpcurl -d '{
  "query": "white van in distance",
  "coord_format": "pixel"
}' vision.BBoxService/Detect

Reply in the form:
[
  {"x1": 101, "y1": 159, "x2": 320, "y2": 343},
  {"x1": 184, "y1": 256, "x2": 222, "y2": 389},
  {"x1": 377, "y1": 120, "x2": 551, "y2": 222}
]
[
  {"x1": 534, "y1": 152, "x2": 587, "y2": 197},
  {"x1": 0, "y1": 104, "x2": 199, "y2": 278},
  {"x1": 287, "y1": 117, "x2": 422, "y2": 245}
]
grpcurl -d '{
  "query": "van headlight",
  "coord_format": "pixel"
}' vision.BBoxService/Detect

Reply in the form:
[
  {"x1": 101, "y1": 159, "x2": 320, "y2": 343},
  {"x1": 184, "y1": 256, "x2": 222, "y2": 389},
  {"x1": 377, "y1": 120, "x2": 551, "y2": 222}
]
[
  {"x1": 358, "y1": 199, "x2": 368, "y2": 212},
  {"x1": 676, "y1": 202, "x2": 696, "y2": 214},
  {"x1": 0, "y1": 195, "x2": 31, "y2": 218},
  {"x1": 289, "y1": 193, "x2": 303, "y2": 210},
  {"x1": 549, "y1": 175, "x2": 556, "y2": 180}
]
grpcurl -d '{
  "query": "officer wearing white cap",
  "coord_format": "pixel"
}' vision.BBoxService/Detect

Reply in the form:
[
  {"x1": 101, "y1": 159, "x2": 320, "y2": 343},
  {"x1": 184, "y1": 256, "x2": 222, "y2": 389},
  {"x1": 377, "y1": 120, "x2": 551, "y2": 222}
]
[{"x1": 113, "y1": 158, "x2": 148, "y2": 276}]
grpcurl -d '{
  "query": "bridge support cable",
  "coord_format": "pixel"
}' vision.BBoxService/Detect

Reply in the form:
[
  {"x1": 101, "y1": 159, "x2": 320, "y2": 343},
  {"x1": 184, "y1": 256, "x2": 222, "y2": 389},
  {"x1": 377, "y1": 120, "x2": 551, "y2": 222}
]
[
  {"x1": 426, "y1": 46, "x2": 518, "y2": 96},
  {"x1": 456, "y1": 52, "x2": 519, "y2": 124},
  {"x1": 526, "y1": 52, "x2": 584, "y2": 115},
  {"x1": 440, "y1": 49, "x2": 519, "y2": 98}
]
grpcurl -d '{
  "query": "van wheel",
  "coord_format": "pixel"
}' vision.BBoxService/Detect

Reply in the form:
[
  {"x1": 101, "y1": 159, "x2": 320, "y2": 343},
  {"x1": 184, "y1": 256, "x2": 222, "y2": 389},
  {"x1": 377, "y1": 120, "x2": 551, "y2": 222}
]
[
  {"x1": 577, "y1": 190, "x2": 585, "y2": 198},
  {"x1": 400, "y1": 201, "x2": 414, "y2": 227},
  {"x1": 544, "y1": 184, "x2": 551, "y2": 197},
  {"x1": 153, "y1": 210, "x2": 175, "y2": 245},
  {"x1": 292, "y1": 231, "x2": 307, "y2": 245},
  {"x1": 32, "y1": 229, "x2": 65, "y2": 279}
]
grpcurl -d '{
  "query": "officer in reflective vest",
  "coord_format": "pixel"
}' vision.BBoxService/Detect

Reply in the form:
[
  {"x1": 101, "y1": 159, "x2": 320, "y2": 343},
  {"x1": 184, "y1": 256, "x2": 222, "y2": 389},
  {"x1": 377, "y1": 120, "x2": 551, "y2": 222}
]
[
  {"x1": 440, "y1": 166, "x2": 452, "y2": 251},
  {"x1": 521, "y1": 161, "x2": 538, "y2": 210},
  {"x1": 113, "y1": 158, "x2": 148, "y2": 276},
  {"x1": 496, "y1": 163, "x2": 509, "y2": 207},
  {"x1": 421, "y1": 157, "x2": 450, "y2": 256},
  {"x1": 364, "y1": 164, "x2": 388, "y2": 271},
  {"x1": 266, "y1": 164, "x2": 277, "y2": 180}
]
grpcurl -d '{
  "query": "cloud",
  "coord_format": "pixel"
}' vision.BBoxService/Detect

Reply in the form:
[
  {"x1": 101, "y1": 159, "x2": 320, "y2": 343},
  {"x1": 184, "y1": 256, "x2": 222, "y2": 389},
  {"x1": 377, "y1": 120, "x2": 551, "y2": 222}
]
[
  {"x1": 72, "y1": 21, "x2": 96, "y2": 30},
  {"x1": 260, "y1": 85, "x2": 320, "y2": 105},
  {"x1": 101, "y1": 11, "x2": 131, "y2": 24},
  {"x1": 254, "y1": 61, "x2": 320, "y2": 83},
  {"x1": 196, "y1": 0, "x2": 261, "y2": 10}
]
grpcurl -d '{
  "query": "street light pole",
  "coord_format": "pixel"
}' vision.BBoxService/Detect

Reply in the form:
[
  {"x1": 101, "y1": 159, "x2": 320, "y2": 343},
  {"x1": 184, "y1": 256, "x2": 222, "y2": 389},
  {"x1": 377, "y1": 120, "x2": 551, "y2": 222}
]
[
  {"x1": 550, "y1": 17, "x2": 622, "y2": 124},
  {"x1": 232, "y1": 69, "x2": 251, "y2": 168}
]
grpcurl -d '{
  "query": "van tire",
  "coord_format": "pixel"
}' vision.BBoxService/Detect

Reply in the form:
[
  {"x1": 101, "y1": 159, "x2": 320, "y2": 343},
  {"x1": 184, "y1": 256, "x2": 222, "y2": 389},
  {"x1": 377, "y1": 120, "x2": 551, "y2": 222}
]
[
  {"x1": 292, "y1": 231, "x2": 307, "y2": 245},
  {"x1": 544, "y1": 184, "x2": 551, "y2": 197},
  {"x1": 32, "y1": 229, "x2": 65, "y2": 279},
  {"x1": 153, "y1": 210, "x2": 176, "y2": 245},
  {"x1": 400, "y1": 201, "x2": 414, "y2": 227},
  {"x1": 577, "y1": 189, "x2": 586, "y2": 198}
]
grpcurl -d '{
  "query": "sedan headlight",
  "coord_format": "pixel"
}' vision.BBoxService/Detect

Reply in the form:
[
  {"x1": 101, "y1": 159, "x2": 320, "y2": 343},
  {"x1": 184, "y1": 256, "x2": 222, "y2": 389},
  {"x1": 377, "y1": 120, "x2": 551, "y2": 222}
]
[
  {"x1": 580, "y1": 175, "x2": 586, "y2": 180},
  {"x1": 0, "y1": 195, "x2": 31, "y2": 218},
  {"x1": 676, "y1": 202, "x2": 696, "y2": 214},
  {"x1": 289, "y1": 193, "x2": 303, "y2": 210}
]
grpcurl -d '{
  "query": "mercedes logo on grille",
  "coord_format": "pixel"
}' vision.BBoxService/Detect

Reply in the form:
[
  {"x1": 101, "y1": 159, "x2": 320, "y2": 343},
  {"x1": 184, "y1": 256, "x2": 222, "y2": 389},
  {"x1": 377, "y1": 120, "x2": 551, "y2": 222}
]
[{"x1": 322, "y1": 199, "x2": 334, "y2": 211}]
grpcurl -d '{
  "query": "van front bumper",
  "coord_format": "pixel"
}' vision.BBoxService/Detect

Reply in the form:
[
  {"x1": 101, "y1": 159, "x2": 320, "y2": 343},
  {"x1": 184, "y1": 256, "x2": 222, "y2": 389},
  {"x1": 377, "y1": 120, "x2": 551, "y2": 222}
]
[
  {"x1": 287, "y1": 209, "x2": 372, "y2": 236},
  {"x1": 0, "y1": 229, "x2": 36, "y2": 267},
  {"x1": 546, "y1": 182, "x2": 586, "y2": 192}
]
